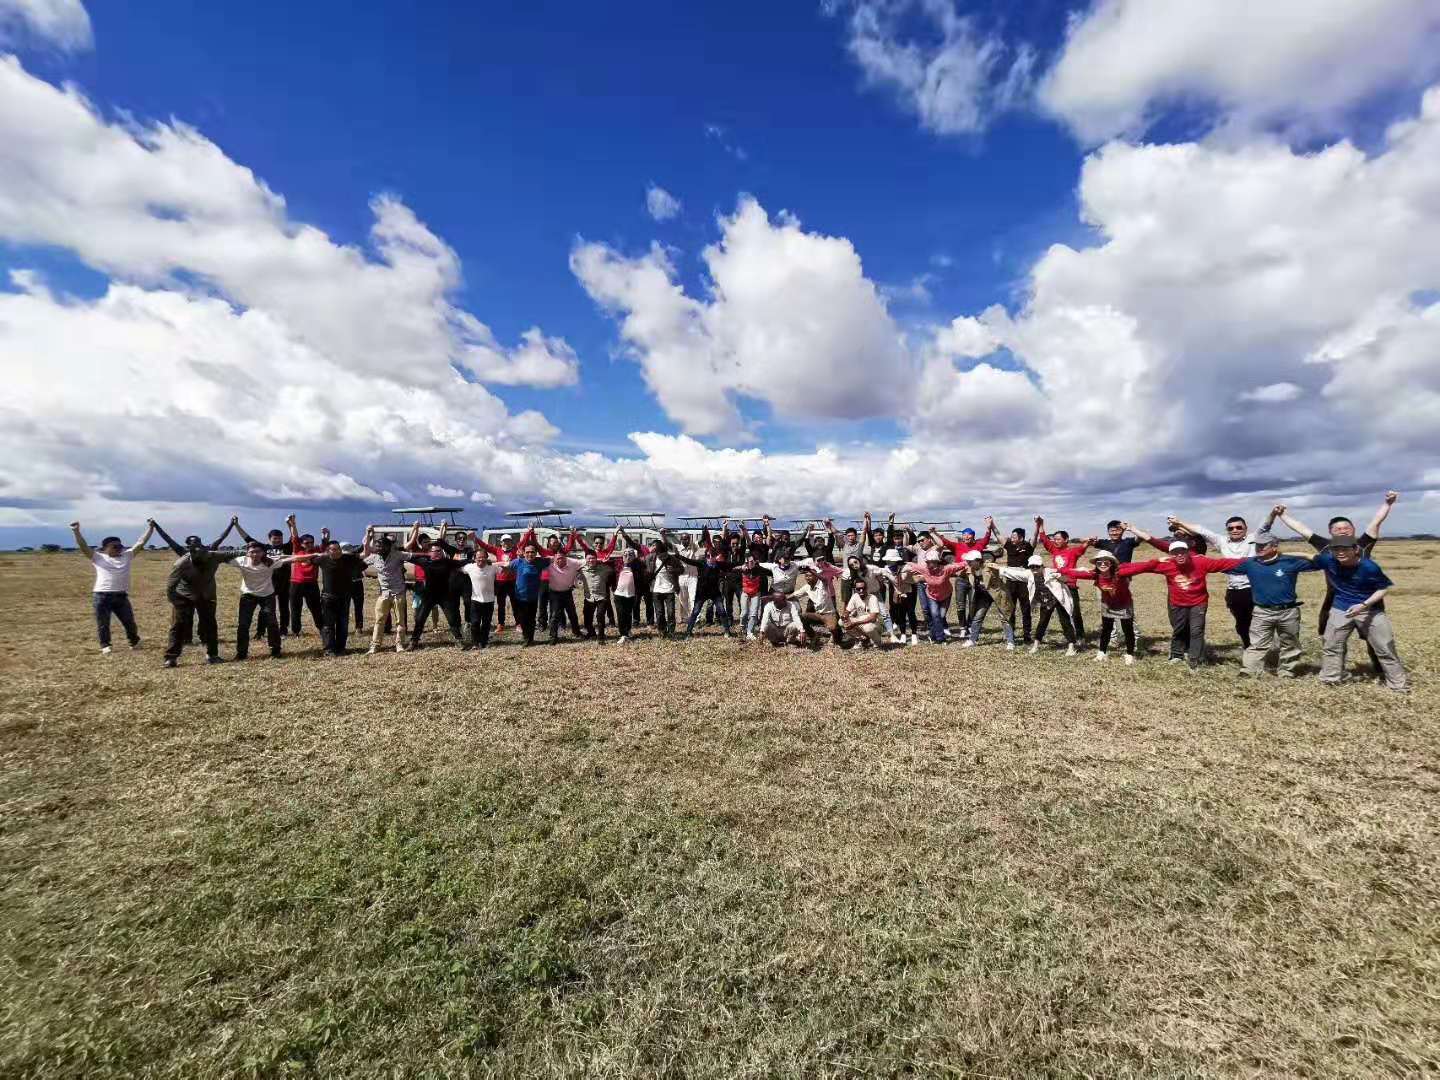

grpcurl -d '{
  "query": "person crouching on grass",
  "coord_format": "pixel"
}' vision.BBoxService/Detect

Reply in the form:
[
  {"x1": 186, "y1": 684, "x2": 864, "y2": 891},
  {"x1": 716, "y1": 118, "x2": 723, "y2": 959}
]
[
  {"x1": 841, "y1": 576, "x2": 886, "y2": 649},
  {"x1": 759, "y1": 591, "x2": 807, "y2": 648}
]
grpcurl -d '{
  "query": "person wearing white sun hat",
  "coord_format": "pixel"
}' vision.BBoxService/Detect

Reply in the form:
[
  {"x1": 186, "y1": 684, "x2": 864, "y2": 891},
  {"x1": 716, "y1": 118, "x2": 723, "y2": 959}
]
[{"x1": 1061, "y1": 549, "x2": 1156, "y2": 664}]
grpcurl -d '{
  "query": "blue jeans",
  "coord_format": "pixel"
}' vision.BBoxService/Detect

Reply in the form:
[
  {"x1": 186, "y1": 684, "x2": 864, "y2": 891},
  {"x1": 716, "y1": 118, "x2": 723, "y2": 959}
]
[
  {"x1": 685, "y1": 595, "x2": 731, "y2": 635},
  {"x1": 924, "y1": 594, "x2": 950, "y2": 642},
  {"x1": 93, "y1": 591, "x2": 139, "y2": 647}
]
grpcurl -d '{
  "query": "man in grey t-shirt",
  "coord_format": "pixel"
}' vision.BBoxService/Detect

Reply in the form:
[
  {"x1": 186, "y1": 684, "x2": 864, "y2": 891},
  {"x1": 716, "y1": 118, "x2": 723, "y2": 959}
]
[{"x1": 362, "y1": 524, "x2": 416, "y2": 653}]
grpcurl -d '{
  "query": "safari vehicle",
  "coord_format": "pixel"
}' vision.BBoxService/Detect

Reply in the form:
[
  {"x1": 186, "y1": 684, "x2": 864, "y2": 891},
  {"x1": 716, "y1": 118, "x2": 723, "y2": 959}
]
[
  {"x1": 476, "y1": 509, "x2": 576, "y2": 553},
  {"x1": 367, "y1": 506, "x2": 472, "y2": 546}
]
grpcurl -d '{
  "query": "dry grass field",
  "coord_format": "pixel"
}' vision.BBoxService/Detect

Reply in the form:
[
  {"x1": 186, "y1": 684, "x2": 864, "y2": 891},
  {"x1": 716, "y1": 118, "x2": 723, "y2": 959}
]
[{"x1": 2, "y1": 544, "x2": 1437, "y2": 1078}]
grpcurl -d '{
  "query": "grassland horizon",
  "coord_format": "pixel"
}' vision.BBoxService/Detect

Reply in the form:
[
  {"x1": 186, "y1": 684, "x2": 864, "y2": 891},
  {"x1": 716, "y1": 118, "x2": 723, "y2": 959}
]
[{"x1": 2, "y1": 544, "x2": 1436, "y2": 1077}]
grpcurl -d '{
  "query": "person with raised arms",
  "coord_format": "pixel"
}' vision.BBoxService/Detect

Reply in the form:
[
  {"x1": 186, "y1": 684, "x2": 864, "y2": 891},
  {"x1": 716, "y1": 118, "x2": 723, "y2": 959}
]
[
  {"x1": 1034, "y1": 516, "x2": 1094, "y2": 639},
  {"x1": 674, "y1": 526, "x2": 734, "y2": 638},
  {"x1": 459, "y1": 543, "x2": 500, "y2": 650},
  {"x1": 222, "y1": 530, "x2": 312, "y2": 660},
  {"x1": 284, "y1": 515, "x2": 326, "y2": 638},
  {"x1": 998, "y1": 521, "x2": 1036, "y2": 645},
  {"x1": 1061, "y1": 550, "x2": 1156, "y2": 664},
  {"x1": 1126, "y1": 523, "x2": 1247, "y2": 670},
  {"x1": 507, "y1": 527, "x2": 544, "y2": 646},
  {"x1": 1309, "y1": 535, "x2": 1409, "y2": 693},
  {"x1": 908, "y1": 549, "x2": 966, "y2": 645},
  {"x1": 1210, "y1": 530, "x2": 1319, "y2": 678},
  {"x1": 1274, "y1": 491, "x2": 1397, "y2": 678},
  {"x1": 153, "y1": 516, "x2": 241, "y2": 667},
  {"x1": 578, "y1": 543, "x2": 616, "y2": 643},
  {"x1": 1092, "y1": 520, "x2": 1142, "y2": 563},
  {"x1": 360, "y1": 523, "x2": 419, "y2": 654},
  {"x1": 405, "y1": 524, "x2": 466, "y2": 651},
  {"x1": 1166, "y1": 508, "x2": 1281, "y2": 650},
  {"x1": 645, "y1": 537, "x2": 683, "y2": 639},
  {"x1": 70, "y1": 518, "x2": 155, "y2": 654}
]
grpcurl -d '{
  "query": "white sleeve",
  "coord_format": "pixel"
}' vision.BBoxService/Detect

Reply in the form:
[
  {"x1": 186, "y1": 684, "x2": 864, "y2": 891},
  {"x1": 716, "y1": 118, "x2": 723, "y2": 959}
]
[
  {"x1": 1196, "y1": 525, "x2": 1225, "y2": 547},
  {"x1": 759, "y1": 605, "x2": 776, "y2": 632}
]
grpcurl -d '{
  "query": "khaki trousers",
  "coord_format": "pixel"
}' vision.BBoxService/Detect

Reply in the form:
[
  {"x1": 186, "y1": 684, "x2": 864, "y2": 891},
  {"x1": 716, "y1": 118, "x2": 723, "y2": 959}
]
[
  {"x1": 1320, "y1": 608, "x2": 1408, "y2": 691},
  {"x1": 372, "y1": 592, "x2": 410, "y2": 650},
  {"x1": 1242, "y1": 606, "x2": 1302, "y2": 676}
]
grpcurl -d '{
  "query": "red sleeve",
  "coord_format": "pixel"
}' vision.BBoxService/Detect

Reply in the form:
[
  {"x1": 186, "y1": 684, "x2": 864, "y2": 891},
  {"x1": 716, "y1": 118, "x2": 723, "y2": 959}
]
[
  {"x1": 1117, "y1": 560, "x2": 1159, "y2": 576},
  {"x1": 562, "y1": 531, "x2": 578, "y2": 554},
  {"x1": 1145, "y1": 536, "x2": 1173, "y2": 552},
  {"x1": 1038, "y1": 530, "x2": 1059, "y2": 555},
  {"x1": 477, "y1": 540, "x2": 504, "y2": 558},
  {"x1": 1064, "y1": 569, "x2": 1094, "y2": 581},
  {"x1": 1073, "y1": 539, "x2": 1091, "y2": 555},
  {"x1": 598, "y1": 538, "x2": 617, "y2": 559},
  {"x1": 518, "y1": 526, "x2": 536, "y2": 550}
]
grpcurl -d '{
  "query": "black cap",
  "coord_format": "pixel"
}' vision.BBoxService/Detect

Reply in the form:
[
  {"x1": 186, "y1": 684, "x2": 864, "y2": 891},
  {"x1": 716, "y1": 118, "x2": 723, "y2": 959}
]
[{"x1": 1328, "y1": 535, "x2": 1359, "y2": 549}]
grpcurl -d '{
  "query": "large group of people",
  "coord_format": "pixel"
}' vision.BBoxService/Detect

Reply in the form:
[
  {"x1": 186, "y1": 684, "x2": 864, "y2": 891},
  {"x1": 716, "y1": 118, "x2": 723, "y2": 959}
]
[{"x1": 68, "y1": 490, "x2": 1410, "y2": 692}]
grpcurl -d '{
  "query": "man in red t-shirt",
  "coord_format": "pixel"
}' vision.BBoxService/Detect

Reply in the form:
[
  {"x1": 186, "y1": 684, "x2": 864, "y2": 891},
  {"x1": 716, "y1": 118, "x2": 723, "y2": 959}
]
[
  {"x1": 1128, "y1": 524, "x2": 1246, "y2": 668},
  {"x1": 1035, "y1": 516, "x2": 1095, "y2": 639}
]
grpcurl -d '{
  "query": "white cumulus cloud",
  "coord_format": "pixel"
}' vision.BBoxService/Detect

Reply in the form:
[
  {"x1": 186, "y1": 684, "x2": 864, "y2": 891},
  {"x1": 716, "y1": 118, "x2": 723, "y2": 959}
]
[
  {"x1": 645, "y1": 183, "x2": 681, "y2": 222},
  {"x1": 0, "y1": 0, "x2": 90, "y2": 51},
  {"x1": 1040, "y1": 0, "x2": 1440, "y2": 142},
  {"x1": 572, "y1": 197, "x2": 914, "y2": 437}
]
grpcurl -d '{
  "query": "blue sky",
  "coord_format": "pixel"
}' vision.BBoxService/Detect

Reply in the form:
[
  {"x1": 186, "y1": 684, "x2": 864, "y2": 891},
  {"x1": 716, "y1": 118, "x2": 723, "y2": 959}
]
[{"x1": 3, "y1": 0, "x2": 1440, "y2": 545}]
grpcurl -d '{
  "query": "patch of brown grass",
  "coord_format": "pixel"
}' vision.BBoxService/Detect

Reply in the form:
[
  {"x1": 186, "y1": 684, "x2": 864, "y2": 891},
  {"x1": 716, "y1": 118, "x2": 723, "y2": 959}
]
[{"x1": 1, "y1": 544, "x2": 1437, "y2": 1077}]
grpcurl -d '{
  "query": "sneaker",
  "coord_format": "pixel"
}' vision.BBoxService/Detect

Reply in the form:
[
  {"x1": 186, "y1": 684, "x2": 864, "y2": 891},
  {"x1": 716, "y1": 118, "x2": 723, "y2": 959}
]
[
  {"x1": 909, "y1": 634, "x2": 919, "y2": 645},
  {"x1": 746, "y1": 632, "x2": 756, "y2": 641},
  {"x1": 1065, "y1": 644, "x2": 1077, "y2": 657},
  {"x1": 960, "y1": 639, "x2": 974, "y2": 649},
  {"x1": 163, "y1": 658, "x2": 177, "y2": 668},
  {"x1": 368, "y1": 645, "x2": 378, "y2": 655},
  {"x1": 1168, "y1": 657, "x2": 1183, "y2": 665},
  {"x1": 617, "y1": 636, "x2": 628, "y2": 645},
  {"x1": 1124, "y1": 654, "x2": 1135, "y2": 666},
  {"x1": 1027, "y1": 642, "x2": 1039, "y2": 654},
  {"x1": 1005, "y1": 642, "x2": 1015, "y2": 652},
  {"x1": 206, "y1": 655, "x2": 224, "y2": 665},
  {"x1": 100, "y1": 645, "x2": 112, "y2": 655},
  {"x1": 1094, "y1": 651, "x2": 1107, "y2": 662},
  {"x1": 129, "y1": 639, "x2": 141, "y2": 650}
]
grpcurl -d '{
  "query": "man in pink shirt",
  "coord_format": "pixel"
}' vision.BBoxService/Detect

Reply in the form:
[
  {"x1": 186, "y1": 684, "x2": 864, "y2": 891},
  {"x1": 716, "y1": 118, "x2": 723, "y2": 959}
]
[{"x1": 544, "y1": 539, "x2": 584, "y2": 645}]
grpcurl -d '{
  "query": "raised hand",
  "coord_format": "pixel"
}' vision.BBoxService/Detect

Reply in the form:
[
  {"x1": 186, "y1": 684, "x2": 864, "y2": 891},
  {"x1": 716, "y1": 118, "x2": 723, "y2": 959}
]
[
  {"x1": 1385, "y1": 491, "x2": 1399, "y2": 505},
  {"x1": 70, "y1": 520, "x2": 81, "y2": 530}
]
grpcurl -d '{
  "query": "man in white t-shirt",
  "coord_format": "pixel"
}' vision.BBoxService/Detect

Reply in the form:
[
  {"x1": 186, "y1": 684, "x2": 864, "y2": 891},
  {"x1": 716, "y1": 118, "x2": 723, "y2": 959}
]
[
  {"x1": 223, "y1": 537, "x2": 309, "y2": 659},
  {"x1": 71, "y1": 519, "x2": 154, "y2": 654},
  {"x1": 842, "y1": 577, "x2": 886, "y2": 649},
  {"x1": 460, "y1": 547, "x2": 500, "y2": 649}
]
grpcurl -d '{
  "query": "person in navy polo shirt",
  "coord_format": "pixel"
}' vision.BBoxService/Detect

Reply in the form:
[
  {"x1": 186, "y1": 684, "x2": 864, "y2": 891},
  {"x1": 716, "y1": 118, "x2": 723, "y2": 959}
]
[
  {"x1": 1214, "y1": 531, "x2": 1319, "y2": 678},
  {"x1": 1312, "y1": 536, "x2": 1408, "y2": 692}
]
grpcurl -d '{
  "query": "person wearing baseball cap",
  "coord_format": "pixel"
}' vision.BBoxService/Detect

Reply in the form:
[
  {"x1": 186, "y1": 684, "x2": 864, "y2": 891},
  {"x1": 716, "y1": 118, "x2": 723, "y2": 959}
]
[
  {"x1": 471, "y1": 530, "x2": 523, "y2": 633},
  {"x1": 1060, "y1": 548, "x2": 1157, "y2": 664},
  {"x1": 1126, "y1": 524, "x2": 1248, "y2": 670},
  {"x1": 1209, "y1": 530, "x2": 1320, "y2": 677},
  {"x1": 1311, "y1": 535, "x2": 1409, "y2": 692}
]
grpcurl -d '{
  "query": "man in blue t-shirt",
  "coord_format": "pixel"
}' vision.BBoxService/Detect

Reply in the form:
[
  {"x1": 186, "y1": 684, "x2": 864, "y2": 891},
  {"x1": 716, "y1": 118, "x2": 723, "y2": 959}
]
[
  {"x1": 1312, "y1": 536, "x2": 1408, "y2": 692},
  {"x1": 1219, "y1": 531, "x2": 1319, "y2": 677}
]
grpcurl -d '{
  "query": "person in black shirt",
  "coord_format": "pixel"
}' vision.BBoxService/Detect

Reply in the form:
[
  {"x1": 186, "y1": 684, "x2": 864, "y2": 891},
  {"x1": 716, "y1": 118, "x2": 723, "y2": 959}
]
[
  {"x1": 154, "y1": 518, "x2": 241, "y2": 666},
  {"x1": 1000, "y1": 524, "x2": 1036, "y2": 644},
  {"x1": 407, "y1": 528, "x2": 466, "y2": 650},
  {"x1": 1093, "y1": 520, "x2": 1141, "y2": 562},
  {"x1": 301, "y1": 540, "x2": 367, "y2": 655}
]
